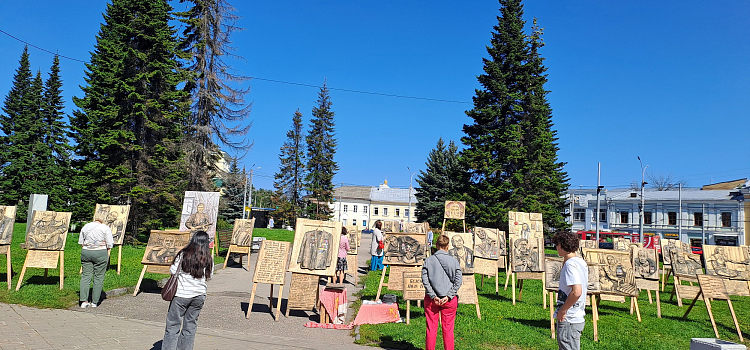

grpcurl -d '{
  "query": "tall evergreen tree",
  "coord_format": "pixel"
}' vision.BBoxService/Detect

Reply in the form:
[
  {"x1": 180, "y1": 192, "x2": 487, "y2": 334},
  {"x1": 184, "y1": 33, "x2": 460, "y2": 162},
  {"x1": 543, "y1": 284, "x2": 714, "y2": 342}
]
[
  {"x1": 177, "y1": 0, "x2": 252, "y2": 191},
  {"x1": 219, "y1": 157, "x2": 245, "y2": 224},
  {"x1": 0, "y1": 47, "x2": 37, "y2": 218},
  {"x1": 70, "y1": 0, "x2": 190, "y2": 235},
  {"x1": 39, "y1": 55, "x2": 72, "y2": 211},
  {"x1": 304, "y1": 83, "x2": 338, "y2": 220},
  {"x1": 461, "y1": 0, "x2": 568, "y2": 232},
  {"x1": 273, "y1": 109, "x2": 305, "y2": 227},
  {"x1": 415, "y1": 138, "x2": 465, "y2": 229}
]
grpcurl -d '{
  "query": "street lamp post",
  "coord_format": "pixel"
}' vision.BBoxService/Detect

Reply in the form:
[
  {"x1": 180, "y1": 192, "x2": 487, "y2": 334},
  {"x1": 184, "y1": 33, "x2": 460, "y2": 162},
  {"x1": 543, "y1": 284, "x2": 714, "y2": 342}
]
[
  {"x1": 407, "y1": 167, "x2": 416, "y2": 223},
  {"x1": 637, "y1": 157, "x2": 648, "y2": 244},
  {"x1": 244, "y1": 165, "x2": 260, "y2": 220}
]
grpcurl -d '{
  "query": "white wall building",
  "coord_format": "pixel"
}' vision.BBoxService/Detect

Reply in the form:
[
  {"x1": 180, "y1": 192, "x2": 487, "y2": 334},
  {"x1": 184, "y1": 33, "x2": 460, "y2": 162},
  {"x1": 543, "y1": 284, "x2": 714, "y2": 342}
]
[{"x1": 331, "y1": 180, "x2": 417, "y2": 229}]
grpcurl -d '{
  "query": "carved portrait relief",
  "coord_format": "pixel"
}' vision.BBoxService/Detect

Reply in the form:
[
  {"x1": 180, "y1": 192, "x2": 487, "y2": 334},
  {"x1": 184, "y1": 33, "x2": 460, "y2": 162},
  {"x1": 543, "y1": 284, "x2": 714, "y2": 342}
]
[
  {"x1": 179, "y1": 191, "x2": 220, "y2": 242},
  {"x1": 508, "y1": 211, "x2": 543, "y2": 240},
  {"x1": 445, "y1": 231, "x2": 474, "y2": 273},
  {"x1": 26, "y1": 211, "x2": 71, "y2": 251},
  {"x1": 0, "y1": 206, "x2": 16, "y2": 245},
  {"x1": 670, "y1": 248, "x2": 703, "y2": 278},
  {"x1": 632, "y1": 247, "x2": 659, "y2": 280},
  {"x1": 93, "y1": 204, "x2": 130, "y2": 245},
  {"x1": 142, "y1": 231, "x2": 190, "y2": 265},
  {"x1": 511, "y1": 236, "x2": 543, "y2": 273},
  {"x1": 443, "y1": 201, "x2": 466, "y2": 220},
  {"x1": 230, "y1": 218, "x2": 255, "y2": 246},
  {"x1": 383, "y1": 232, "x2": 427, "y2": 266},
  {"x1": 473, "y1": 227, "x2": 502, "y2": 260}
]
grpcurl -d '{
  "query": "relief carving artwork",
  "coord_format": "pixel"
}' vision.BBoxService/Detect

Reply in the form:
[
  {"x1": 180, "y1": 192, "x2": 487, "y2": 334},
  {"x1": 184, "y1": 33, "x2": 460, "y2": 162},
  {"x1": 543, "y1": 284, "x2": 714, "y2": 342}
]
[
  {"x1": 93, "y1": 204, "x2": 130, "y2": 245},
  {"x1": 179, "y1": 191, "x2": 220, "y2": 242},
  {"x1": 704, "y1": 245, "x2": 750, "y2": 280},
  {"x1": 288, "y1": 219, "x2": 340, "y2": 276},
  {"x1": 0, "y1": 206, "x2": 16, "y2": 245},
  {"x1": 473, "y1": 227, "x2": 503, "y2": 260},
  {"x1": 511, "y1": 237, "x2": 543, "y2": 273},
  {"x1": 443, "y1": 201, "x2": 466, "y2": 220},
  {"x1": 230, "y1": 218, "x2": 255, "y2": 246},
  {"x1": 26, "y1": 211, "x2": 71, "y2": 251},
  {"x1": 383, "y1": 233, "x2": 426, "y2": 266},
  {"x1": 142, "y1": 232, "x2": 190, "y2": 265},
  {"x1": 508, "y1": 211, "x2": 543, "y2": 240},
  {"x1": 632, "y1": 247, "x2": 659, "y2": 280},
  {"x1": 597, "y1": 250, "x2": 638, "y2": 296},
  {"x1": 381, "y1": 221, "x2": 400, "y2": 233},
  {"x1": 445, "y1": 231, "x2": 474, "y2": 273}
]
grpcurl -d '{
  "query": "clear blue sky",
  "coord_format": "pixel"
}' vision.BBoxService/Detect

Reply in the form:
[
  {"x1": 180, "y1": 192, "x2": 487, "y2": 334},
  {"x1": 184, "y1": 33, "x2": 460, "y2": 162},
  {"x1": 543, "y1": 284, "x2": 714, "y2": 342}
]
[{"x1": 1, "y1": 0, "x2": 748, "y2": 193}]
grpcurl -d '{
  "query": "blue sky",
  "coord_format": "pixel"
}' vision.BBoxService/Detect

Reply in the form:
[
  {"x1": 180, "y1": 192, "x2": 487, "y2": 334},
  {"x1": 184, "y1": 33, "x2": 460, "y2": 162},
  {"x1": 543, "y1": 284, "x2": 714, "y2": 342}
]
[{"x1": 1, "y1": 0, "x2": 748, "y2": 193}]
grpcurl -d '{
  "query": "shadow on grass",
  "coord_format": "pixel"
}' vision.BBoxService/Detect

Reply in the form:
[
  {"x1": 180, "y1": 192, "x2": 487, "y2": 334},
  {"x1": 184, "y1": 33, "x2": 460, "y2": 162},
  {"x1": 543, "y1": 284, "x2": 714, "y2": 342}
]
[
  {"x1": 24, "y1": 275, "x2": 62, "y2": 286},
  {"x1": 375, "y1": 336, "x2": 422, "y2": 350}
]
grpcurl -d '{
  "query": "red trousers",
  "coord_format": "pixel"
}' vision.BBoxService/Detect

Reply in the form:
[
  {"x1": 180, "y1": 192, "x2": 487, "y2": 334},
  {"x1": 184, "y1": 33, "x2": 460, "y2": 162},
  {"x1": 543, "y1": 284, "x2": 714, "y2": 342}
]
[{"x1": 424, "y1": 295, "x2": 458, "y2": 350}]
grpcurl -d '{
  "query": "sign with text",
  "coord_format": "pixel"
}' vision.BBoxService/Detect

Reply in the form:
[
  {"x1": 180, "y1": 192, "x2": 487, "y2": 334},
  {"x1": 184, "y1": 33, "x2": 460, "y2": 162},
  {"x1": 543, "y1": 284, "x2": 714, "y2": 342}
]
[
  {"x1": 253, "y1": 240, "x2": 290, "y2": 285},
  {"x1": 402, "y1": 271, "x2": 425, "y2": 301}
]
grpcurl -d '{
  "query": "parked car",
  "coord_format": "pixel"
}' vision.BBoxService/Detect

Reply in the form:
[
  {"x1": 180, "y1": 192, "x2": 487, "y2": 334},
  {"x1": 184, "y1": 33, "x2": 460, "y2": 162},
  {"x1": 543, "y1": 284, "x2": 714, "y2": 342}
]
[
  {"x1": 598, "y1": 242, "x2": 614, "y2": 249},
  {"x1": 691, "y1": 246, "x2": 703, "y2": 255}
]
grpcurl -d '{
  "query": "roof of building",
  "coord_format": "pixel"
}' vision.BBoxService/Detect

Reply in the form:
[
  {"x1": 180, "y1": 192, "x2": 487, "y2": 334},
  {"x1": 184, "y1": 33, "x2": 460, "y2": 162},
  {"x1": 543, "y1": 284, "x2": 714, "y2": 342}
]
[
  {"x1": 370, "y1": 186, "x2": 417, "y2": 204},
  {"x1": 333, "y1": 186, "x2": 372, "y2": 200},
  {"x1": 606, "y1": 188, "x2": 733, "y2": 201}
]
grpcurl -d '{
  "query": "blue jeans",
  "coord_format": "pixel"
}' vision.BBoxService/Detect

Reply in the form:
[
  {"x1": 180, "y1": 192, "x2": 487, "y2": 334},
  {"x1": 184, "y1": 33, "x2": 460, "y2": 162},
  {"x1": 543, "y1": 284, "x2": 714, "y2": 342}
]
[
  {"x1": 370, "y1": 255, "x2": 383, "y2": 271},
  {"x1": 163, "y1": 294, "x2": 206, "y2": 350},
  {"x1": 556, "y1": 321, "x2": 584, "y2": 350}
]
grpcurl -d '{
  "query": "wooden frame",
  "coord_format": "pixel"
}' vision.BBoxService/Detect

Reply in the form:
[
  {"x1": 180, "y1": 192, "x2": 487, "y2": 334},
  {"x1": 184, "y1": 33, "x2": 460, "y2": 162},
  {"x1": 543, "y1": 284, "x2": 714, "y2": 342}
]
[
  {"x1": 285, "y1": 272, "x2": 321, "y2": 317},
  {"x1": 457, "y1": 274, "x2": 481, "y2": 319},
  {"x1": 287, "y1": 219, "x2": 341, "y2": 277},
  {"x1": 683, "y1": 274, "x2": 743, "y2": 342},
  {"x1": 441, "y1": 201, "x2": 466, "y2": 233},
  {"x1": 133, "y1": 231, "x2": 190, "y2": 296},
  {"x1": 223, "y1": 218, "x2": 255, "y2": 269},
  {"x1": 16, "y1": 211, "x2": 71, "y2": 291},
  {"x1": 0, "y1": 245, "x2": 10, "y2": 289},
  {"x1": 246, "y1": 240, "x2": 290, "y2": 321},
  {"x1": 382, "y1": 232, "x2": 427, "y2": 267}
]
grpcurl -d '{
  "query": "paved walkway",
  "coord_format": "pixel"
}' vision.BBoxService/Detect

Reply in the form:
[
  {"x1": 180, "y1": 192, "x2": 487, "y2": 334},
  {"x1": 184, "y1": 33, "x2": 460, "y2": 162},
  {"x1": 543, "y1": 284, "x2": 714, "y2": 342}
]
[{"x1": 0, "y1": 232, "x2": 380, "y2": 349}]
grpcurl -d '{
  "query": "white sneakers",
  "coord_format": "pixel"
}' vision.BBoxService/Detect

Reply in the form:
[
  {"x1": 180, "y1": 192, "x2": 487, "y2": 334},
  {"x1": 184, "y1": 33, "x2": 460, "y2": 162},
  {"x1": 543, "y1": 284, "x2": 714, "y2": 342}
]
[{"x1": 80, "y1": 302, "x2": 98, "y2": 308}]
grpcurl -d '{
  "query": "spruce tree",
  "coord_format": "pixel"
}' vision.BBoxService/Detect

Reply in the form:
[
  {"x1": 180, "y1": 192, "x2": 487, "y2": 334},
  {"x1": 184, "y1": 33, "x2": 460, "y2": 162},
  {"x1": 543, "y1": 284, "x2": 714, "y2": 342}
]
[
  {"x1": 177, "y1": 0, "x2": 252, "y2": 191},
  {"x1": 304, "y1": 83, "x2": 338, "y2": 220},
  {"x1": 461, "y1": 0, "x2": 568, "y2": 232},
  {"x1": 40, "y1": 55, "x2": 72, "y2": 211},
  {"x1": 0, "y1": 47, "x2": 36, "y2": 218},
  {"x1": 273, "y1": 109, "x2": 305, "y2": 227},
  {"x1": 70, "y1": 0, "x2": 190, "y2": 235},
  {"x1": 415, "y1": 138, "x2": 465, "y2": 229},
  {"x1": 219, "y1": 157, "x2": 245, "y2": 223}
]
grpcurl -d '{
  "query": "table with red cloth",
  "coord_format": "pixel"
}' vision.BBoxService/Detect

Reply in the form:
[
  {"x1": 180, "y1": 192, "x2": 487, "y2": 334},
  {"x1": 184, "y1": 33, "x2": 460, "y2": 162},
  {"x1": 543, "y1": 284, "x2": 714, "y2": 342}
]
[{"x1": 352, "y1": 301, "x2": 400, "y2": 325}]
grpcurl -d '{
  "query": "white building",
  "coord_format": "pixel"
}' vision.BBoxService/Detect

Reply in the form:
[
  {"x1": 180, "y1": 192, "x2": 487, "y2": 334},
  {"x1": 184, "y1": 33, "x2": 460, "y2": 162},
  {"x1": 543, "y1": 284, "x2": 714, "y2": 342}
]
[
  {"x1": 331, "y1": 180, "x2": 417, "y2": 229},
  {"x1": 567, "y1": 179, "x2": 748, "y2": 246}
]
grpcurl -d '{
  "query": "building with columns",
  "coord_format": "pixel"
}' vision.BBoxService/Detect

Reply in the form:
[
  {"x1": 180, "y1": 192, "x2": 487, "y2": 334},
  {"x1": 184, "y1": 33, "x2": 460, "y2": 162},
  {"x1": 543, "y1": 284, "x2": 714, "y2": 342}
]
[{"x1": 331, "y1": 180, "x2": 417, "y2": 230}]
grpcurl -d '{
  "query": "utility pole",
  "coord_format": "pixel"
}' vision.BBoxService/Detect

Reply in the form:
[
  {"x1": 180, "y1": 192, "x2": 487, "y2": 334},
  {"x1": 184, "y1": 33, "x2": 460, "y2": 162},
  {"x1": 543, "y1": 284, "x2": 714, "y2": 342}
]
[
  {"x1": 242, "y1": 166, "x2": 248, "y2": 220},
  {"x1": 246, "y1": 165, "x2": 259, "y2": 220},
  {"x1": 638, "y1": 156, "x2": 648, "y2": 244},
  {"x1": 678, "y1": 183, "x2": 682, "y2": 242},
  {"x1": 596, "y1": 162, "x2": 602, "y2": 242},
  {"x1": 407, "y1": 167, "x2": 416, "y2": 223}
]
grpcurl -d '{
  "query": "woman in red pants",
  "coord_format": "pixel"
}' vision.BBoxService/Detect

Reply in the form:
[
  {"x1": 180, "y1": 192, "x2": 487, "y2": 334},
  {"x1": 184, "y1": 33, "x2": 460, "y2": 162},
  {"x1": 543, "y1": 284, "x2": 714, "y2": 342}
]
[{"x1": 421, "y1": 234, "x2": 463, "y2": 350}]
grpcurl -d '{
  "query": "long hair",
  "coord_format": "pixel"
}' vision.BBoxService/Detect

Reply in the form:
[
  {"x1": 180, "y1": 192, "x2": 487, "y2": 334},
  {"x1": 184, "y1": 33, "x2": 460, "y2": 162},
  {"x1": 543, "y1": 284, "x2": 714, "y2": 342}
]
[{"x1": 178, "y1": 231, "x2": 213, "y2": 279}]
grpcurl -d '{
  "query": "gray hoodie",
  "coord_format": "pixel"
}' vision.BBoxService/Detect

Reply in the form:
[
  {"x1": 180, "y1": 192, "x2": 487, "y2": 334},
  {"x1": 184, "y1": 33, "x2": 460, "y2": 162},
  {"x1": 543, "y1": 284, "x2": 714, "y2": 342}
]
[{"x1": 421, "y1": 250, "x2": 463, "y2": 299}]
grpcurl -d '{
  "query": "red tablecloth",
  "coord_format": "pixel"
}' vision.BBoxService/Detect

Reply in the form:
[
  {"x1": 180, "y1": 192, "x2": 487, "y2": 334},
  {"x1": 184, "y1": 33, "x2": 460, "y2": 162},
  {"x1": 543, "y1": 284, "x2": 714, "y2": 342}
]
[{"x1": 352, "y1": 302, "x2": 400, "y2": 325}]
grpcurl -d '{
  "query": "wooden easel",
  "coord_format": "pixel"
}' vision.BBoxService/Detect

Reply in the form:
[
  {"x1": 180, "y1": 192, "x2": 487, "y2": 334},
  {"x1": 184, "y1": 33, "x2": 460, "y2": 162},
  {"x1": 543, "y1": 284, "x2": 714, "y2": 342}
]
[
  {"x1": 549, "y1": 291, "x2": 600, "y2": 342},
  {"x1": 376, "y1": 265, "x2": 421, "y2": 304},
  {"x1": 661, "y1": 266, "x2": 672, "y2": 291},
  {"x1": 477, "y1": 256, "x2": 501, "y2": 294},
  {"x1": 223, "y1": 245, "x2": 250, "y2": 269},
  {"x1": 246, "y1": 240, "x2": 290, "y2": 321},
  {"x1": 16, "y1": 250, "x2": 64, "y2": 290},
  {"x1": 597, "y1": 293, "x2": 641, "y2": 322},
  {"x1": 133, "y1": 264, "x2": 170, "y2": 296},
  {"x1": 223, "y1": 218, "x2": 255, "y2": 269},
  {"x1": 458, "y1": 274, "x2": 482, "y2": 319},
  {"x1": 635, "y1": 278, "x2": 662, "y2": 318},
  {"x1": 0, "y1": 245, "x2": 10, "y2": 289},
  {"x1": 683, "y1": 274, "x2": 743, "y2": 342},
  {"x1": 670, "y1": 274, "x2": 700, "y2": 307},
  {"x1": 134, "y1": 231, "x2": 190, "y2": 296},
  {"x1": 402, "y1": 271, "x2": 425, "y2": 325},
  {"x1": 512, "y1": 271, "x2": 547, "y2": 307}
]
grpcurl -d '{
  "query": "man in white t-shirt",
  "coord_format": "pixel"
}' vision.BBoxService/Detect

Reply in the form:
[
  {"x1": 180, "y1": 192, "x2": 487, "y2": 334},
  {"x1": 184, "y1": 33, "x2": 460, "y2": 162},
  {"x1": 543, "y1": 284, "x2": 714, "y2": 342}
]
[{"x1": 552, "y1": 231, "x2": 588, "y2": 350}]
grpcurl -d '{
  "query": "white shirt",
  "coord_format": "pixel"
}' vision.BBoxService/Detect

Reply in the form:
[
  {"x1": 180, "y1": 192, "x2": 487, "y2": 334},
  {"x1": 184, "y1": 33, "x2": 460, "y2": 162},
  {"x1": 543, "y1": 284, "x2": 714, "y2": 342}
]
[
  {"x1": 78, "y1": 221, "x2": 113, "y2": 250},
  {"x1": 171, "y1": 254, "x2": 214, "y2": 298},
  {"x1": 554, "y1": 256, "x2": 588, "y2": 323}
]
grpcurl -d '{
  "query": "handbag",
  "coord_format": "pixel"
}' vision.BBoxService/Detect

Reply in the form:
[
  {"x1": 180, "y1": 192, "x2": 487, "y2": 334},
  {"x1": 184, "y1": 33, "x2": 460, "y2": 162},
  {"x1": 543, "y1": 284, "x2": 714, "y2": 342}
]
[
  {"x1": 161, "y1": 255, "x2": 182, "y2": 301},
  {"x1": 377, "y1": 239, "x2": 384, "y2": 250}
]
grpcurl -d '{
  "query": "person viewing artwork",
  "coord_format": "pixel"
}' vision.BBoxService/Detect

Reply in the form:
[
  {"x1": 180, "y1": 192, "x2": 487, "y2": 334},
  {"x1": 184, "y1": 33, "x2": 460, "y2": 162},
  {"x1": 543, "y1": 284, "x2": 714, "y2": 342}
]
[
  {"x1": 162, "y1": 231, "x2": 213, "y2": 350},
  {"x1": 78, "y1": 218, "x2": 113, "y2": 308},
  {"x1": 336, "y1": 227, "x2": 350, "y2": 283},
  {"x1": 552, "y1": 231, "x2": 588, "y2": 350},
  {"x1": 370, "y1": 220, "x2": 384, "y2": 271},
  {"x1": 421, "y1": 234, "x2": 462, "y2": 350}
]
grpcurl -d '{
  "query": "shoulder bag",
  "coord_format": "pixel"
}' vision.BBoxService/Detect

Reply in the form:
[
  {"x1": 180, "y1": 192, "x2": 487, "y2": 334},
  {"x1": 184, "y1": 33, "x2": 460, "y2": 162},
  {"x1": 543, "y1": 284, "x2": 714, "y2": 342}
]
[{"x1": 161, "y1": 255, "x2": 182, "y2": 301}]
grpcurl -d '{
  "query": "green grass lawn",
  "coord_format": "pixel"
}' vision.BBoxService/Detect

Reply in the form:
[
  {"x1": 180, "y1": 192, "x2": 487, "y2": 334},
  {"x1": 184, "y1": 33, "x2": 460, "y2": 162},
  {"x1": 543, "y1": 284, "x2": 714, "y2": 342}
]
[
  {"x1": 0, "y1": 223, "x2": 225, "y2": 308},
  {"x1": 355, "y1": 266, "x2": 750, "y2": 350}
]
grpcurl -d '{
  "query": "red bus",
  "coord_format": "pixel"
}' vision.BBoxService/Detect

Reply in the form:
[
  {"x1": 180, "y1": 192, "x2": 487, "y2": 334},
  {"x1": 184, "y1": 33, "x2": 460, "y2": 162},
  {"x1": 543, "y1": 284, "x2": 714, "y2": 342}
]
[{"x1": 575, "y1": 231, "x2": 661, "y2": 252}]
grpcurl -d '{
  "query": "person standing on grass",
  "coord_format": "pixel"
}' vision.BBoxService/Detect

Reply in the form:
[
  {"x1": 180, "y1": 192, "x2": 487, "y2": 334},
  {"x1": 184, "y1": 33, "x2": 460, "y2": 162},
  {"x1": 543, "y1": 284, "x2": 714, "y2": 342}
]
[
  {"x1": 335, "y1": 227, "x2": 350, "y2": 283},
  {"x1": 79, "y1": 218, "x2": 113, "y2": 308},
  {"x1": 552, "y1": 230, "x2": 588, "y2": 350},
  {"x1": 163, "y1": 231, "x2": 214, "y2": 350},
  {"x1": 421, "y1": 234, "x2": 462, "y2": 350},
  {"x1": 370, "y1": 220, "x2": 384, "y2": 271}
]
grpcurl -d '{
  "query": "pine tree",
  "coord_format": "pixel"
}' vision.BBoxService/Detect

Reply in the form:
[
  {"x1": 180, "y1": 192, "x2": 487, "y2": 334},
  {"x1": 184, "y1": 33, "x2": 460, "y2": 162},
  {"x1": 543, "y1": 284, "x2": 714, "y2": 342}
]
[
  {"x1": 0, "y1": 47, "x2": 37, "y2": 218},
  {"x1": 415, "y1": 138, "x2": 465, "y2": 229},
  {"x1": 39, "y1": 55, "x2": 72, "y2": 211},
  {"x1": 219, "y1": 157, "x2": 245, "y2": 224},
  {"x1": 273, "y1": 109, "x2": 305, "y2": 227},
  {"x1": 461, "y1": 0, "x2": 568, "y2": 232},
  {"x1": 70, "y1": 0, "x2": 190, "y2": 235},
  {"x1": 177, "y1": 0, "x2": 252, "y2": 191},
  {"x1": 304, "y1": 83, "x2": 338, "y2": 220}
]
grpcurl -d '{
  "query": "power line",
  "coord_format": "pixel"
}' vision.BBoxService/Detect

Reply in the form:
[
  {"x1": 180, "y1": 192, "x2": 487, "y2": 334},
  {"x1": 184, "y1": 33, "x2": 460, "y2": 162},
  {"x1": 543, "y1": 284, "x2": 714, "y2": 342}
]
[{"x1": 0, "y1": 28, "x2": 470, "y2": 104}]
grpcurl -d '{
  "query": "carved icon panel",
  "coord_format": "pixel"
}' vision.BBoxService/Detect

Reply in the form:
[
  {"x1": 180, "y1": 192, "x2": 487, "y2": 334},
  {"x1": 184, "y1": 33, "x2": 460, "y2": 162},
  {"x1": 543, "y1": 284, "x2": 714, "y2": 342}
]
[
  {"x1": 443, "y1": 201, "x2": 466, "y2": 220},
  {"x1": 26, "y1": 211, "x2": 71, "y2": 251},
  {"x1": 230, "y1": 218, "x2": 255, "y2": 246},
  {"x1": 142, "y1": 231, "x2": 190, "y2": 265},
  {"x1": 381, "y1": 221, "x2": 400, "y2": 233},
  {"x1": 0, "y1": 205, "x2": 16, "y2": 245},
  {"x1": 288, "y1": 219, "x2": 341, "y2": 276},
  {"x1": 473, "y1": 227, "x2": 504, "y2": 260},
  {"x1": 508, "y1": 211, "x2": 543, "y2": 240},
  {"x1": 93, "y1": 204, "x2": 130, "y2": 245},
  {"x1": 383, "y1": 232, "x2": 427, "y2": 266},
  {"x1": 179, "y1": 191, "x2": 220, "y2": 242}
]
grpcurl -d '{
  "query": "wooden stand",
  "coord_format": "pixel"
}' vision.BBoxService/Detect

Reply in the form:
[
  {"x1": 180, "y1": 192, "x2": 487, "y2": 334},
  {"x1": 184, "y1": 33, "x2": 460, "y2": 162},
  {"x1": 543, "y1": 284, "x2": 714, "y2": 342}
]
[
  {"x1": 548, "y1": 291, "x2": 599, "y2": 341},
  {"x1": 223, "y1": 244, "x2": 251, "y2": 269},
  {"x1": 683, "y1": 274, "x2": 743, "y2": 342},
  {"x1": 285, "y1": 272, "x2": 322, "y2": 318},
  {"x1": 661, "y1": 266, "x2": 672, "y2": 292},
  {"x1": 457, "y1": 274, "x2": 481, "y2": 319},
  {"x1": 346, "y1": 254, "x2": 358, "y2": 285},
  {"x1": 376, "y1": 265, "x2": 421, "y2": 301},
  {"x1": 16, "y1": 250, "x2": 64, "y2": 291},
  {"x1": 246, "y1": 240, "x2": 290, "y2": 321},
  {"x1": 635, "y1": 278, "x2": 661, "y2": 318},
  {"x1": 247, "y1": 282, "x2": 284, "y2": 321},
  {"x1": 511, "y1": 271, "x2": 547, "y2": 308},
  {"x1": 670, "y1": 274, "x2": 700, "y2": 307},
  {"x1": 0, "y1": 245, "x2": 10, "y2": 289},
  {"x1": 133, "y1": 264, "x2": 170, "y2": 296}
]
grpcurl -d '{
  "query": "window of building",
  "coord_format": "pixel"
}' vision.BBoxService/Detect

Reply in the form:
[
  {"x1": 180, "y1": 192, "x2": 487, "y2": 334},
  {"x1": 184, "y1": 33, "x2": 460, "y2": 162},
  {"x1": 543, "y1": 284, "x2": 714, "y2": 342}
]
[
  {"x1": 721, "y1": 212, "x2": 732, "y2": 227},
  {"x1": 383, "y1": 208, "x2": 389, "y2": 216},
  {"x1": 573, "y1": 208, "x2": 586, "y2": 222},
  {"x1": 343, "y1": 205, "x2": 348, "y2": 212},
  {"x1": 620, "y1": 211, "x2": 629, "y2": 224},
  {"x1": 598, "y1": 209, "x2": 607, "y2": 222},
  {"x1": 404, "y1": 209, "x2": 409, "y2": 218},
  {"x1": 668, "y1": 212, "x2": 677, "y2": 225},
  {"x1": 374, "y1": 207, "x2": 378, "y2": 215},
  {"x1": 363, "y1": 205, "x2": 368, "y2": 214},
  {"x1": 362, "y1": 220, "x2": 367, "y2": 227},
  {"x1": 644, "y1": 211, "x2": 653, "y2": 225},
  {"x1": 353, "y1": 205, "x2": 358, "y2": 213},
  {"x1": 353, "y1": 219, "x2": 357, "y2": 226},
  {"x1": 342, "y1": 219, "x2": 347, "y2": 226},
  {"x1": 395, "y1": 208, "x2": 400, "y2": 217},
  {"x1": 694, "y1": 212, "x2": 703, "y2": 227}
]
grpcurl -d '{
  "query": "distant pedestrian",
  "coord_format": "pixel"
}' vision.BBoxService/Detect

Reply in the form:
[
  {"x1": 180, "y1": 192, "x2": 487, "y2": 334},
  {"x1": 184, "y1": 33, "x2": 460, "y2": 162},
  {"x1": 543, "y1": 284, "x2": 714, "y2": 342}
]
[
  {"x1": 421, "y1": 235, "x2": 462, "y2": 350},
  {"x1": 163, "y1": 231, "x2": 214, "y2": 350},
  {"x1": 552, "y1": 230, "x2": 588, "y2": 350},
  {"x1": 267, "y1": 217, "x2": 274, "y2": 229},
  {"x1": 336, "y1": 227, "x2": 350, "y2": 283},
  {"x1": 370, "y1": 220, "x2": 384, "y2": 271},
  {"x1": 79, "y1": 218, "x2": 113, "y2": 308}
]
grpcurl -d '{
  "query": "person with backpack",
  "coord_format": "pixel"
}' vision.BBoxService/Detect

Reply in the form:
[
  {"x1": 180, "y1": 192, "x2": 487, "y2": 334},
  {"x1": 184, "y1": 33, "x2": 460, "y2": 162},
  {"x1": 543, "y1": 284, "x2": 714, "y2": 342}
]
[{"x1": 421, "y1": 234, "x2": 462, "y2": 350}]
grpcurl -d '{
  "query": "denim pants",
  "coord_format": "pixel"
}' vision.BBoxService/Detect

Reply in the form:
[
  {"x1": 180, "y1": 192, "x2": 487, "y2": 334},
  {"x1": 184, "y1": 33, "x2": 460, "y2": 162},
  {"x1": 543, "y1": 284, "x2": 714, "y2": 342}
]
[
  {"x1": 556, "y1": 321, "x2": 584, "y2": 350},
  {"x1": 163, "y1": 294, "x2": 206, "y2": 350},
  {"x1": 80, "y1": 249, "x2": 109, "y2": 304}
]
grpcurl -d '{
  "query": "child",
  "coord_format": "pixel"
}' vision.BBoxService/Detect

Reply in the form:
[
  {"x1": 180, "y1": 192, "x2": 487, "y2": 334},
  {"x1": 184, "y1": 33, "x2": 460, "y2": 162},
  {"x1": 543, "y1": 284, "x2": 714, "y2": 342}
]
[
  {"x1": 552, "y1": 231, "x2": 588, "y2": 350},
  {"x1": 335, "y1": 227, "x2": 350, "y2": 283}
]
